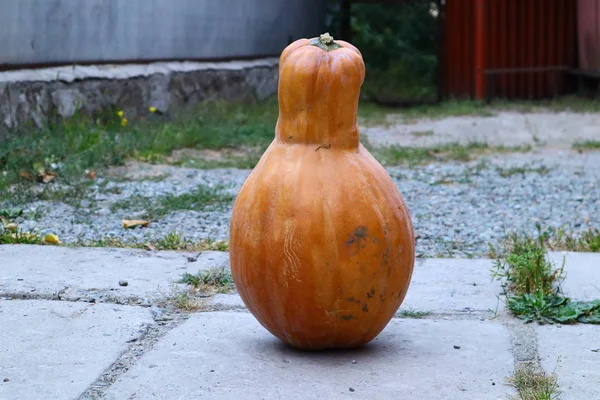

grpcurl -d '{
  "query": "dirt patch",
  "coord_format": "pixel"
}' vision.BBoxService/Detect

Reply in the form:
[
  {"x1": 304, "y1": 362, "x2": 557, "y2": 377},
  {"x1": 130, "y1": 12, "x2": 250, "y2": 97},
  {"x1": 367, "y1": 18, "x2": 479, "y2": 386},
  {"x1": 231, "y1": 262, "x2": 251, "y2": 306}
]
[
  {"x1": 168, "y1": 148, "x2": 258, "y2": 163},
  {"x1": 108, "y1": 161, "x2": 174, "y2": 180},
  {"x1": 107, "y1": 147, "x2": 261, "y2": 180}
]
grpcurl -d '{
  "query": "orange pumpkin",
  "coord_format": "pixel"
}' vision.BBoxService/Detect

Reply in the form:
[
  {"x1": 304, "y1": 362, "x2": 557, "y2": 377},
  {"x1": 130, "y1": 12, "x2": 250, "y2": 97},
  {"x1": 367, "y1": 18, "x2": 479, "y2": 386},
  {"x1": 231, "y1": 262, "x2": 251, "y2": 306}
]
[{"x1": 229, "y1": 33, "x2": 415, "y2": 350}]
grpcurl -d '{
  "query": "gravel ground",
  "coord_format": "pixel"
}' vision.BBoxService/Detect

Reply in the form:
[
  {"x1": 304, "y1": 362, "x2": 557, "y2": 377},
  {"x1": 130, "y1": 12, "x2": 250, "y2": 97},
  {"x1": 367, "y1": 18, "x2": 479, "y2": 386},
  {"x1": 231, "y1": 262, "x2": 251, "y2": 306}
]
[{"x1": 8, "y1": 146, "x2": 600, "y2": 258}]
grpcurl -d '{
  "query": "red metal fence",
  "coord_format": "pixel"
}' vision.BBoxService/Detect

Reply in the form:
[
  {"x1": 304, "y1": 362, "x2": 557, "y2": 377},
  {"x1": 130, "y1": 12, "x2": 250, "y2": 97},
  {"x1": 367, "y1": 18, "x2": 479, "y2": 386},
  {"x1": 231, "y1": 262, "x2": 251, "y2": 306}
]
[
  {"x1": 443, "y1": 0, "x2": 578, "y2": 100},
  {"x1": 578, "y1": 0, "x2": 600, "y2": 70}
]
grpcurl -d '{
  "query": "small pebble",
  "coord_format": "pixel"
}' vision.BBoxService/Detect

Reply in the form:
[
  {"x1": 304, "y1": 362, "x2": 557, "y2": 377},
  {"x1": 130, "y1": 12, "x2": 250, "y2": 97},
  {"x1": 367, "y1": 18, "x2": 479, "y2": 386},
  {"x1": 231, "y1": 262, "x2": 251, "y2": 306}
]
[
  {"x1": 210, "y1": 369, "x2": 215, "y2": 372},
  {"x1": 3, "y1": 378, "x2": 8, "y2": 382},
  {"x1": 119, "y1": 280, "x2": 129, "y2": 287},
  {"x1": 351, "y1": 360, "x2": 357, "y2": 364},
  {"x1": 349, "y1": 387, "x2": 355, "y2": 392},
  {"x1": 453, "y1": 345, "x2": 461, "y2": 349}
]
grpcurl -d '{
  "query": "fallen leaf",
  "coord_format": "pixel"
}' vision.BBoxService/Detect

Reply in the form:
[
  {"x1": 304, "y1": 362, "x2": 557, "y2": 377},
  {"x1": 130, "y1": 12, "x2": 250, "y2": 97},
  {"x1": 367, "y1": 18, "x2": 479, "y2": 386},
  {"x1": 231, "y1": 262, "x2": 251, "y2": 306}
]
[
  {"x1": 37, "y1": 170, "x2": 57, "y2": 184},
  {"x1": 122, "y1": 219, "x2": 150, "y2": 229},
  {"x1": 4, "y1": 223, "x2": 18, "y2": 232},
  {"x1": 20, "y1": 171, "x2": 33, "y2": 180},
  {"x1": 43, "y1": 233, "x2": 61, "y2": 244},
  {"x1": 86, "y1": 170, "x2": 97, "y2": 180}
]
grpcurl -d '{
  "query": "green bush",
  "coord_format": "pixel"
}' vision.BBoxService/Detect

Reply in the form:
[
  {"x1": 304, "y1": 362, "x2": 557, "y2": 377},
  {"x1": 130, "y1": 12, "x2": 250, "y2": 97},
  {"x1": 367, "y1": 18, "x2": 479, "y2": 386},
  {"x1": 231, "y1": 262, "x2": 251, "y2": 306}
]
[{"x1": 326, "y1": 1, "x2": 439, "y2": 103}]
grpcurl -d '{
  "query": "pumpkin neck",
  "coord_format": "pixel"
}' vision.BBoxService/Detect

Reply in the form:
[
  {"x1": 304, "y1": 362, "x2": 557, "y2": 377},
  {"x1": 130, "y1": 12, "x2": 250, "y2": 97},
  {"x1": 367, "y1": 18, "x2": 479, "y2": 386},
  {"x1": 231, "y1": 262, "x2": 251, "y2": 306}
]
[
  {"x1": 275, "y1": 99, "x2": 361, "y2": 150},
  {"x1": 275, "y1": 33, "x2": 364, "y2": 151},
  {"x1": 309, "y1": 32, "x2": 342, "y2": 52}
]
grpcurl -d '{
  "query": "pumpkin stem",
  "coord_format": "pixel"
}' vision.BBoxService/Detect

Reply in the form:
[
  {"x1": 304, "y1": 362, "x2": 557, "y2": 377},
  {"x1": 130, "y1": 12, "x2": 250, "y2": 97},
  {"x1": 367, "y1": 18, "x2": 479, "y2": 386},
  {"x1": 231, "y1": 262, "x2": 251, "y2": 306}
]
[{"x1": 310, "y1": 32, "x2": 342, "y2": 52}]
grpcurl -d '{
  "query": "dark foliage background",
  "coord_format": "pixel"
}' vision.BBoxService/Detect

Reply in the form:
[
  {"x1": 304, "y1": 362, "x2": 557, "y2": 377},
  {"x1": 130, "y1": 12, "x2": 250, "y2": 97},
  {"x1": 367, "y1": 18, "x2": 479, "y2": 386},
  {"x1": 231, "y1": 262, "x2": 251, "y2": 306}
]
[{"x1": 325, "y1": 0, "x2": 440, "y2": 104}]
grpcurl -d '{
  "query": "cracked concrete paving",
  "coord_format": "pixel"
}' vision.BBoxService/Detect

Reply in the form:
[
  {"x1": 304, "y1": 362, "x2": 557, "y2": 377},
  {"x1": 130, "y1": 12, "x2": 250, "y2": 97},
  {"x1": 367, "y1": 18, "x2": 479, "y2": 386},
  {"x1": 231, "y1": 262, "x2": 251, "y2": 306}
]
[
  {"x1": 0, "y1": 245, "x2": 598, "y2": 399},
  {"x1": 104, "y1": 313, "x2": 515, "y2": 400},
  {"x1": 0, "y1": 300, "x2": 155, "y2": 400},
  {"x1": 0, "y1": 245, "x2": 229, "y2": 305}
]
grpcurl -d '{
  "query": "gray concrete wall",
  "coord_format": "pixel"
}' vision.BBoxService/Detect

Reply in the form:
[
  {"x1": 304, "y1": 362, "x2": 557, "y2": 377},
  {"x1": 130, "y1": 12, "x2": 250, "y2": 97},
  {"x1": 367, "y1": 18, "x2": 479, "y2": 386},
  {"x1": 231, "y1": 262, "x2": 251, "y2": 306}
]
[{"x1": 0, "y1": 0, "x2": 326, "y2": 66}]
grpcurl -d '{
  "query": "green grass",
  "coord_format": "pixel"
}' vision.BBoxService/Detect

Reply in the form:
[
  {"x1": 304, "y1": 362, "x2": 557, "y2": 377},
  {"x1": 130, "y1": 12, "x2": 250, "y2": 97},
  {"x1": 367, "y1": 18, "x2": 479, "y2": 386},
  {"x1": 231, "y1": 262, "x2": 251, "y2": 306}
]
[
  {"x1": 508, "y1": 363, "x2": 561, "y2": 400},
  {"x1": 36, "y1": 182, "x2": 94, "y2": 208},
  {"x1": 0, "y1": 208, "x2": 56, "y2": 245},
  {"x1": 491, "y1": 232, "x2": 562, "y2": 296},
  {"x1": 72, "y1": 232, "x2": 229, "y2": 252},
  {"x1": 179, "y1": 268, "x2": 235, "y2": 293},
  {"x1": 152, "y1": 232, "x2": 229, "y2": 251},
  {"x1": 0, "y1": 227, "x2": 43, "y2": 245},
  {"x1": 109, "y1": 195, "x2": 154, "y2": 214},
  {"x1": 148, "y1": 185, "x2": 234, "y2": 219},
  {"x1": 174, "y1": 154, "x2": 261, "y2": 170},
  {"x1": 357, "y1": 99, "x2": 495, "y2": 126},
  {"x1": 490, "y1": 224, "x2": 600, "y2": 325},
  {"x1": 572, "y1": 140, "x2": 600, "y2": 151},
  {"x1": 496, "y1": 165, "x2": 551, "y2": 178},
  {"x1": 109, "y1": 185, "x2": 233, "y2": 220},
  {"x1": 365, "y1": 140, "x2": 532, "y2": 167},
  {"x1": 397, "y1": 309, "x2": 432, "y2": 319},
  {"x1": 0, "y1": 98, "x2": 279, "y2": 204},
  {"x1": 168, "y1": 290, "x2": 204, "y2": 311},
  {"x1": 359, "y1": 95, "x2": 600, "y2": 126},
  {"x1": 516, "y1": 224, "x2": 600, "y2": 253},
  {"x1": 410, "y1": 130, "x2": 435, "y2": 137},
  {"x1": 0, "y1": 207, "x2": 24, "y2": 220},
  {"x1": 3, "y1": 95, "x2": 600, "y2": 207}
]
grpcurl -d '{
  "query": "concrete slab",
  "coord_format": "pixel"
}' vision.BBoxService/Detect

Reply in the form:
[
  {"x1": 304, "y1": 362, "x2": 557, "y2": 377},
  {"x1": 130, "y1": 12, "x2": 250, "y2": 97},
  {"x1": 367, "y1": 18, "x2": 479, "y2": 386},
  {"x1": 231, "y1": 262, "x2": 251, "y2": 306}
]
[
  {"x1": 401, "y1": 258, "x2": 504, "y2": 314},
  {"x1": 0, "y1": 299, "x2": 153, "y2": 400},
  {"x1": 547, "y1": 252, "x2": 600, "y2": 301},
  {"x1": 0, "y1": 245, "x2": 229, "y2": 304},
  {"x1": 536, "y1": 324, "x2": 600, "y2": 399},
  {"x1": 211, "y1": 258, "x2": 506, "y2": 316},
  {"x1": 104, "y1": 311, "x2": 515, "y2": 400}
]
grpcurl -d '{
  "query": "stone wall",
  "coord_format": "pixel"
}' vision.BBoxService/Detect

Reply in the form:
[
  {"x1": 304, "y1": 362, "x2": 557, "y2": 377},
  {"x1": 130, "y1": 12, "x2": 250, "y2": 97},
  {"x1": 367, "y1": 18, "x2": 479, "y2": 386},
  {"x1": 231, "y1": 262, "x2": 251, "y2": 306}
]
[{"x1": 0, "y1": 58, "x2": 279, "y2": 135}]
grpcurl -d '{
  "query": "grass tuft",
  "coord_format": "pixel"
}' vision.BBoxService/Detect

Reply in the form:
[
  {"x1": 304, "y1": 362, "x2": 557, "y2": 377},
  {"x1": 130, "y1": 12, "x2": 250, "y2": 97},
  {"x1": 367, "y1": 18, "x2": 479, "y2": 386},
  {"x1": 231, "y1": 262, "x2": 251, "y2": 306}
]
[
  {"x1": 72, "y1": 232, "x2": 229, "y2": 252},
  {"x1": 490, "y1": 223, "x2": 600, "y2": 325},
  {"x1": 508, "y1": 362, "x2": 561, "y2": 400},
  {"x1": 149, "y1": 186, "x2": 233, "y2": 219},
  {"x1": 397, "y1": 309, "x2": 432, "y2": 319},
  {"x1": 179, "y1": 267, "x2": 234, "y2": 294},
  {"x1": 0, "y1": 227, "x2": 43, "y2": 245},
  {"x1": 496, "y1": 165, "x2": 550, "y2": 178},
  {"x1": 572, "y1": 140, "x2": 600, "y2": 152},
  {"x1": 166, "y1": 287, "x2": 206, "y2": 312},
  {"x1": 364, "y1": 139, "x2": 531, "y2": 166},
  {"x1": 522, "y1": 225, "x2": 600, "y2": 253},
  {"x1": 109, "y1": 185, "x2": 233, "y2": 220}
]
